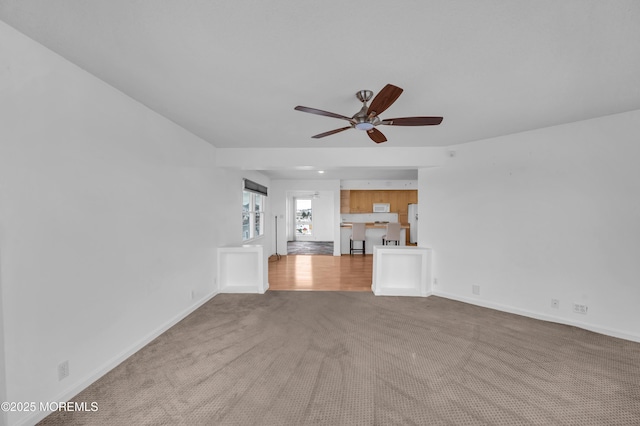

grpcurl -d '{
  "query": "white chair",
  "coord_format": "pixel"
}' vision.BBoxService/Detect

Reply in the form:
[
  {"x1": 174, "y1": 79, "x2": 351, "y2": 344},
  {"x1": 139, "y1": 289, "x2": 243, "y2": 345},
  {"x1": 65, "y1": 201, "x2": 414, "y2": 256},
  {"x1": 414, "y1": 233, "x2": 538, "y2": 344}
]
[
  {"x1": 382, "y1": 222, "x2": 402, "y2": 246},
  {"x1": 350, "y1": 223, "x2": 366, "y2": 255}
]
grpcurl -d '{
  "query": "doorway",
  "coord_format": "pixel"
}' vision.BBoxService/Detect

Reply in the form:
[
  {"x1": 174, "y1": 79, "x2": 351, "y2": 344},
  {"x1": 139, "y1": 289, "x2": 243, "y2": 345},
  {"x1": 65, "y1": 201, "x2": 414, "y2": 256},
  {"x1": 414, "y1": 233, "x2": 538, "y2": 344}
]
[
  {"x1": 281, "y1": 190, "x2": 338, "y2": 256},
  {"x1": 293, "y1": 197, "x2": 313, "y2": 241}
]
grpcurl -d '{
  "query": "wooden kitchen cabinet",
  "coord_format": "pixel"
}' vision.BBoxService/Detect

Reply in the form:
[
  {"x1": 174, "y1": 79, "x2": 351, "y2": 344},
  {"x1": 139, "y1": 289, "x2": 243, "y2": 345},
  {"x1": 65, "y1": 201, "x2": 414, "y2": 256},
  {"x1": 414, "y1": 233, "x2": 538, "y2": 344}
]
[
  {"x1": 340, "y1": 190, "x2": 350, "y2": 213},
  {"x1": 340, "y1": 190, "x2": 417, "y2": 215},
  {"x1": 349, "y1": 190, "x2": 368, "y2": 213}
]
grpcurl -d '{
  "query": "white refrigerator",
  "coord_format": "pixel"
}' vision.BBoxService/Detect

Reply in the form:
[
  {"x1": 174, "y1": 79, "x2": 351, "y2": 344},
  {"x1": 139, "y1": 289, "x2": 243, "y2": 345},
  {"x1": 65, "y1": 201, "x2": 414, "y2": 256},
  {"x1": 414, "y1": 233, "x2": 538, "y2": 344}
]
[{"x1": 408, "y1": 203, "x2": 418, "y2": 244}]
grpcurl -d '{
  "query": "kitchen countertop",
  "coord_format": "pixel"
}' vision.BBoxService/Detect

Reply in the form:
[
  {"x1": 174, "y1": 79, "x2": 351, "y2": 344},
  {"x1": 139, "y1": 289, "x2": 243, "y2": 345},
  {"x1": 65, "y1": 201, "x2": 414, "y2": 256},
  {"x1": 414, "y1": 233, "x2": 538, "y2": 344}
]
[{"x1": 340, "y1": 222, "x2": 410, "y2": 229}]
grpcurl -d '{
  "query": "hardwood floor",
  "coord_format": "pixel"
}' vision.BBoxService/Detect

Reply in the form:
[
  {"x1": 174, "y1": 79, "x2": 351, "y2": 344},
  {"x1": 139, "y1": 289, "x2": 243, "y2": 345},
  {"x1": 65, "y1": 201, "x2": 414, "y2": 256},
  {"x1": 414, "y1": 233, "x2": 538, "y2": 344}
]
[{"x1": 268, "y1": 254, "x2": 373, "y2": 291}]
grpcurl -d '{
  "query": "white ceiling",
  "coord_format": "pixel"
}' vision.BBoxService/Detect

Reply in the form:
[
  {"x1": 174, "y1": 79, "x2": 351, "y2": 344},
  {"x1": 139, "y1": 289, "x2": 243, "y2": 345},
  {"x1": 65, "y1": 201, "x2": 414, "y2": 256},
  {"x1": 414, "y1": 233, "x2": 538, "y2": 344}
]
[{"x1": 2, "y1": 1, "x2": 640, "y2": 179}]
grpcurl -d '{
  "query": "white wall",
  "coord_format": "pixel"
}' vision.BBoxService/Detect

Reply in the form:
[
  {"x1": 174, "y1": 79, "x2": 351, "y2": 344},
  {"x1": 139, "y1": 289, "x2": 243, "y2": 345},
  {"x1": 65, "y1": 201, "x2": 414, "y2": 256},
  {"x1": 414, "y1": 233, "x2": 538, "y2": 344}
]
[
  {"x1": 0, "y1": 22, "x2": 266, "y2": 426},
  {"x1": 0, "y1": 264, "x2": 6, "y2": 426},
  {"x1": 270, "y1": 180, "x2": 341, "y2": 256},
  {"x1": 419, "y1": 109, "x2": 640, "y2": 342}
]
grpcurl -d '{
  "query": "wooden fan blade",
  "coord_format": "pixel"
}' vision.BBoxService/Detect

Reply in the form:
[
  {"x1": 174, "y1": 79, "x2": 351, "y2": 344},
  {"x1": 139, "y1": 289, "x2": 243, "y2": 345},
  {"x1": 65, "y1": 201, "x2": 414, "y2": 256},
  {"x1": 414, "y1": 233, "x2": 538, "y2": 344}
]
[
  {"x1": 380, "y1": 116, "x2": 443, "y2": 126},
  {"x1": 367, "y1": 84, "x2": 403, "y2": 117},
  {"x1": 367, "y1": 128, "x2": 387, "y2": 144},
  {"x1": 311, "y1": 126, "x2": 352, "y2": 139},
  {"x1": 295, "y1": 106, "x2": 353, "y2": 122}
]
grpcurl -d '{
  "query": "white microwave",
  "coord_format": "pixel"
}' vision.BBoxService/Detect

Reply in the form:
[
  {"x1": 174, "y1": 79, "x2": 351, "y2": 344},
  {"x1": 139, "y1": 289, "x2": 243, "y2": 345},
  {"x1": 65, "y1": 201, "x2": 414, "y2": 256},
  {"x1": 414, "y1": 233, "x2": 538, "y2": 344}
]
[{"x1": 373, "y1": 203, "x2": 390, "y2": 213}]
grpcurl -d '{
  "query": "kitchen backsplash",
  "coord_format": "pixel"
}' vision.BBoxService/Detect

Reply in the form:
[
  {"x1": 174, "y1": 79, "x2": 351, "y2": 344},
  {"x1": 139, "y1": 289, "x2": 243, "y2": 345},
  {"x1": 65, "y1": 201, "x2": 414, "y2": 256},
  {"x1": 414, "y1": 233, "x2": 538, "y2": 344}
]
[{"x1": 341, "y1": 213, "x2": 399, "y2": 223}]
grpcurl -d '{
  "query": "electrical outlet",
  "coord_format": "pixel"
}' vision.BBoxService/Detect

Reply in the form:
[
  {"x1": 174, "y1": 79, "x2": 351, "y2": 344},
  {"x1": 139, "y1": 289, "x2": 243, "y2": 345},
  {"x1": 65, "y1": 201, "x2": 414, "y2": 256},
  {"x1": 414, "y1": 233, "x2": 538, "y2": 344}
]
[
  {"x1": 433, "y1": 278, "x2": 438, "y2": 285},
  {"x1": 58, "y1": 360, "x2": 69, "y2": 381},
  {"x1": 190, "y1": 289, "x2": 195, "y2": 300},
  {"x1": 573, "y1": 303, "x2": 588, "y2": 314},
  {"x1": 472, "y1": 285, "x2": 480, "y2": 295},
  {"x1": 551, "y1": 299, "x2": 559, "y2": 309}
]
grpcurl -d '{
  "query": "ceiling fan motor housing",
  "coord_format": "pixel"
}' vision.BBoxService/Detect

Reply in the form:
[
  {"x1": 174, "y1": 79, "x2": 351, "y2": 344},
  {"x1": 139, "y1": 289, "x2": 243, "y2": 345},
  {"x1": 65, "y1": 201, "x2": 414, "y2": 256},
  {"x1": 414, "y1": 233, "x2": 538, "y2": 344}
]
[{"x1": 352, "y1": 102, "x2": 380, "y2": 130}]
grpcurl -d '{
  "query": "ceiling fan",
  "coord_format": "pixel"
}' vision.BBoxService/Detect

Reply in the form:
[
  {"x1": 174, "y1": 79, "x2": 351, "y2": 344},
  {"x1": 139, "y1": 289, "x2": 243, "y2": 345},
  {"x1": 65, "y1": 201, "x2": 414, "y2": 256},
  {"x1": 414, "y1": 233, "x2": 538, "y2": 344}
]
[{"x1": 294, "y1": 84, "x2": 443, "y2": 143}]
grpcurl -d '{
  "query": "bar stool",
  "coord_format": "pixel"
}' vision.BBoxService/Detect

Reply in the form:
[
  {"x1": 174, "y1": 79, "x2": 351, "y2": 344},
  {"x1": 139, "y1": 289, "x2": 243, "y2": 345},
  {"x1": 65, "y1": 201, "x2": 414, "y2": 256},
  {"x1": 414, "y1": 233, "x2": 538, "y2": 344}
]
[
  {"x1": 350, "y1": 223, "x2": 366, "y2": 255},
  {"x1": 382, "y1": 222, "x2": 401, "y2": 245}
]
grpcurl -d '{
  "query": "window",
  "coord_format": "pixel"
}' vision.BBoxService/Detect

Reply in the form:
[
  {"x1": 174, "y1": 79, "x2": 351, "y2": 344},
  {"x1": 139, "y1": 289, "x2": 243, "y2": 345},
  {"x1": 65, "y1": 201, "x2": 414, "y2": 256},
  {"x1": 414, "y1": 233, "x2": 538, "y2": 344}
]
[{"x1": 242, "y1": 179, "x2": 267, "y2": 241}]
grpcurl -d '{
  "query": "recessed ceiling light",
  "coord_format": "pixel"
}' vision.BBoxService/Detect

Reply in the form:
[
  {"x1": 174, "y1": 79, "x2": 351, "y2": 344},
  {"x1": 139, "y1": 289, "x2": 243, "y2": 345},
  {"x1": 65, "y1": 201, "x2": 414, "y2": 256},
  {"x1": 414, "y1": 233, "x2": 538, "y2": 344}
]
[{"x1": 318, "y1": 170, "x2": 325, "y2": 174}]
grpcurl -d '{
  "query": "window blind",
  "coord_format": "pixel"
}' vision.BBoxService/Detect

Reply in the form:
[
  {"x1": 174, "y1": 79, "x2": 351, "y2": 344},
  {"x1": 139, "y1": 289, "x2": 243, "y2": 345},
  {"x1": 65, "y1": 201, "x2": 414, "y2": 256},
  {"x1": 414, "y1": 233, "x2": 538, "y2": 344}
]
[{"x1": 243, "y1": 179, "x2": 268, "y2": 196}]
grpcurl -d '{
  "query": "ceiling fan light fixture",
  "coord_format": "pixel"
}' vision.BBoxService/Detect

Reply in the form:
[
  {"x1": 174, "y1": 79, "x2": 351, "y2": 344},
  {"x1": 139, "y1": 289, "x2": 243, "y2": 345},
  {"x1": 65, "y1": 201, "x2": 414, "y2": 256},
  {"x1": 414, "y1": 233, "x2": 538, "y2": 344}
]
[{"x1": 355, "y1": 122, "x2": 374, "y2": 131}]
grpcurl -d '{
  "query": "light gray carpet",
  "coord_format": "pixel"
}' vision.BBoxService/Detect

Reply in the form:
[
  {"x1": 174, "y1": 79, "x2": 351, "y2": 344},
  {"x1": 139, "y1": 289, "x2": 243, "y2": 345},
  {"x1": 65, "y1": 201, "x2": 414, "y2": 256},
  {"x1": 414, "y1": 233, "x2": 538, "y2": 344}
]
[{"x1": 40, "y1": 292, "x2": 640, "y2": 425}]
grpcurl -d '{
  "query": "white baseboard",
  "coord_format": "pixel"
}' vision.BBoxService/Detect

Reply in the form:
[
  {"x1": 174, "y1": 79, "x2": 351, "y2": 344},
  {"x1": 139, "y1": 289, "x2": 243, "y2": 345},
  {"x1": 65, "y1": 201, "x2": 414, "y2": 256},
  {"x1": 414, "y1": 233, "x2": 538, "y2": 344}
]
[
  {"x1": 19, "y1": 291, "x2": 219, "y2": 426},
  {"x1": 432, "y1": 290, "x2": 640, "y2": 343},
  {"x1": 220, "y1": 285, "x2": 266, "y2": 294},
  {"x1": 373, "y1": 288, "x2": 434, "y2": 297}
]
